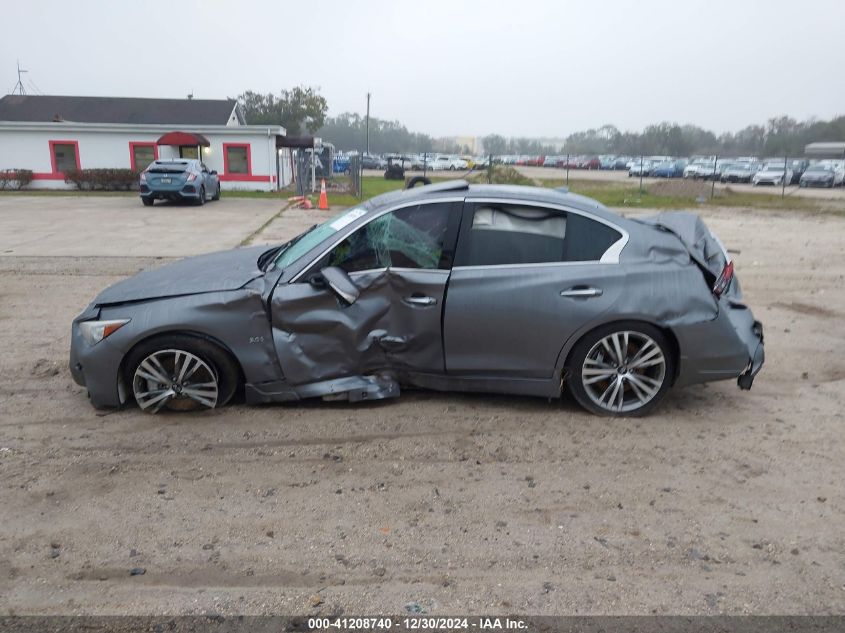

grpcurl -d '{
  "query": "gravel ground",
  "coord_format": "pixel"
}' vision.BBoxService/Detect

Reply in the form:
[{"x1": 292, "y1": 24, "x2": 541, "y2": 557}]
[{"x1": 0, "y1": 202, "x2": 843, "y2": 616}]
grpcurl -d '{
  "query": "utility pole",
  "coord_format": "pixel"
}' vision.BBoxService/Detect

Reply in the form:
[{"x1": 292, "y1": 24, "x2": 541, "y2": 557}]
[
  {"x1": 365, "y1": 92, "x2": 371, "y2": 156},
  {"x1": 782, "y1": 154, "x2": 788, "y2": 198},
  {"x1": 13, "y1": 60, "x2": 27, "y2": 95},
  {"x1": 711, "y1": 154, "x2": 718, "y2": 199}
]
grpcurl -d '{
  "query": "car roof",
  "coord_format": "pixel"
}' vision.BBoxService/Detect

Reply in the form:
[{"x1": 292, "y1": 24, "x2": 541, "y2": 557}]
[{"x1": 365, "y1": 181, "x2": 624, "y2": 225}]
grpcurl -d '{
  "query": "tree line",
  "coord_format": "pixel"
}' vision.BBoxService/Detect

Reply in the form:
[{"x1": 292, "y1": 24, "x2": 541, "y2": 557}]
[
  {"x1": 531, "y1": 116, "x2": 845, "y2": 157},
  {"x1": 236, "y1": 87, "x2": 843, "y2": 157}
]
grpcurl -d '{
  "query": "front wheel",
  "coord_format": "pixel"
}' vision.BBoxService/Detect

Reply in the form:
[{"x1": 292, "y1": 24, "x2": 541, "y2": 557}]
[
  {"x1": 211, "y1": 183, "x2": 220, "y2": 200},
  {"x1": 124, "y1": 335, "x2": 239, "y2": 414},
  {"x1": 567, "y1": 322, "x2": 674, "y2": 416}
]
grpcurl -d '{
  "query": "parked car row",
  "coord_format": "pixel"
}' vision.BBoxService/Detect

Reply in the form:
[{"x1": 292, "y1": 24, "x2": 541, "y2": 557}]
[
  {"x1": 342, "y1": 152, "x2": 493, "y2": 172},
  {"x1": 337, "y1": 150, "x2": 845, "y2": 187}
]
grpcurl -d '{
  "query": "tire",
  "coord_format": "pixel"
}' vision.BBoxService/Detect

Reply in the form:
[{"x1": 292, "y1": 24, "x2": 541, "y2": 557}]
[
  {"x1": 405, "y1": 176, "x2": 432, "y2": 189},
  {"x1": 566, "y1": 321, "x2": 675, "y2": 417},
  {"x1": 211, "y1": 183, "x2": 220, "y2": 200},
  {"x1": 196, "y1": 186, "x2": 206, "y2": 206},
  {"x1": 449, "y1": 165, "x2": 456, "y2": 171},
  {"x1": 123, "y1": 334, "x2": 239, "y2": 414},
  {"x1": 141, "y1": 197, "x2": 154, "y2": 207}
]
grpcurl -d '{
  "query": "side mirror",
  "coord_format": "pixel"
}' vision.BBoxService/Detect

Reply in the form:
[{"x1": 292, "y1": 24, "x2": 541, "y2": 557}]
[
  {"x1": 320, "y1": 266, "x2": 359, "y2": 305},
  {"x1": 210, "y1": 170, "x2": 218, "y2": 176}
]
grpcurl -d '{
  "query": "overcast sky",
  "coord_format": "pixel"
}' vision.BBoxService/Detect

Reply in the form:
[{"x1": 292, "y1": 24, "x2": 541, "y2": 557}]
[{"x1": 3, "y1": 0, "x2": 843, "y2": 138}]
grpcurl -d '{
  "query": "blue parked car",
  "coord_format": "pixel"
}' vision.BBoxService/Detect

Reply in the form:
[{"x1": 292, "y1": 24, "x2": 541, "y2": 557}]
[
  {"x1": 139, "y1": 159, "x2": 220, "y2": 206},
  {"x1": 650, "y1": 160, "x2": 686, "y2": 178},
  {"x1": 333, "y1": 155, "x2": 351, "y2": 174}
]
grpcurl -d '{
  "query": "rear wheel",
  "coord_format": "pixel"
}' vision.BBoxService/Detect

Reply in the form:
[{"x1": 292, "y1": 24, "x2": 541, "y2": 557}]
[
  {"x1": 124, "y1": 335, "x2": 239, "y2": 414},
  {"x1": 141, "y1": 197, "x2": 154, "y2": 207},
  {"x1": 196, "y1": 186, "x2": 206, "y2": 205},
  {"x1": 567, "y1": 322, "x2": 674, "y2": 417}
]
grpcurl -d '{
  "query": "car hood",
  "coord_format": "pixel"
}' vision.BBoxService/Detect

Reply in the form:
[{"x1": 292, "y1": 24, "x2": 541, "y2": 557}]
[
  {"x1": 93, "y1": 245, "x2": 269, "y2": 306},
  {"x1": 802, "y1": 172, "x2": 832, "y2": 179}
]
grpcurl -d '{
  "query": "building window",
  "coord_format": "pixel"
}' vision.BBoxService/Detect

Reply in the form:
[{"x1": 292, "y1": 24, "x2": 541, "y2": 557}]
[
  {"x1": 224, "y1": 144, "x2": 251, "y2": 174},
  {"x1": 179, "y1": 146, "x2": 199, "y2": 159},
  {"x1": 129, "y1": 142, "x2": 157, "y2": 171},
  {"x1": 49, "y1": 141, "x2": 80, "y2": 174}
]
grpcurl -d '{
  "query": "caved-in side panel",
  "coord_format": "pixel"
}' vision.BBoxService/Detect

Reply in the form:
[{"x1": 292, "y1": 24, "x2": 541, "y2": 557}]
[{"x1": 270, "y1": 269, "x2": 447, "y2": 387}]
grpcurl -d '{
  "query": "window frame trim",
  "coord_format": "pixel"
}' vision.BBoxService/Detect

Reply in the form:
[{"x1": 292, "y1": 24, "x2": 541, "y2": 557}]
[
  {"x1": 453, "y1": 197, "x2": 629, "y2": 269},
  {"x1": 48, "y1": 139, "x2": 81, "y2": 175},
  {"x1": 128, "y1": 141, "x2": 159, "y2": 172},
  {"x1": 223, "y1": 142, "x2": 252, "y2": 176}
]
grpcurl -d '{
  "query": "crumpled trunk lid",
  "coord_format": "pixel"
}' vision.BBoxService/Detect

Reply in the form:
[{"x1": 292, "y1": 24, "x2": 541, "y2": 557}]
[
  {"x1": 634, "y1": 211, "x2": 729, "y2": 284},
  {"x1": 635, "y1": 211, "x2": 763, "y2": 387}
]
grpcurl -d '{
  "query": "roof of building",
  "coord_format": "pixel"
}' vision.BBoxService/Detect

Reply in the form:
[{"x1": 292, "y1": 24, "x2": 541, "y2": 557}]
[{"x1": 0, "y1": 94, "x2": 243, "y2": 125}]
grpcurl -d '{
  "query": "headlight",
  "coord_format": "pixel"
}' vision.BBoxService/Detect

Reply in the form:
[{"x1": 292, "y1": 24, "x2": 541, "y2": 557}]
[{"x1": 79, "y1": 319, "x2": 130, "y2": 346}]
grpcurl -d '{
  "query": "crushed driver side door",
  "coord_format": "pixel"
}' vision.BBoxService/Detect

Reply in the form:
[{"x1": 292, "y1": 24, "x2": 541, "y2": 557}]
[{"x1": 269, "y1": 200, "x2": 463, "y2": 391}]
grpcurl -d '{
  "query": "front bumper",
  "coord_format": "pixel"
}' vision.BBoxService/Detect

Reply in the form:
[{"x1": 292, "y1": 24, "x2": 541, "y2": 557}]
[{"x1": 69, "y1": 310, "x2": 127, "y2": 409}]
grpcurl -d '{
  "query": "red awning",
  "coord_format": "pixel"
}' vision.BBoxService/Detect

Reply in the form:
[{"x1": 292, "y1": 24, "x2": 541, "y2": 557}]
[{"x1": 156, "y1": 131, "x2": 211, "y2": 147}]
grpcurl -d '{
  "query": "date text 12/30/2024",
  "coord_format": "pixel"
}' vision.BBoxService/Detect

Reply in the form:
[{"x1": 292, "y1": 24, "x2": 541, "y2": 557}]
[{"x1": 308, "y1": 617, "x2": 528, "y2": 631}]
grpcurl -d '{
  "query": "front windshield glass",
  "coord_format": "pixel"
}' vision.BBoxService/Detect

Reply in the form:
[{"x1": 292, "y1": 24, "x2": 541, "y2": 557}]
[
  {"x1": 273, "y1": 208, "x2": 367, "y2": 269},
  {"x1": 807, "y1": 165, "x2": 832, "y2": 172}
]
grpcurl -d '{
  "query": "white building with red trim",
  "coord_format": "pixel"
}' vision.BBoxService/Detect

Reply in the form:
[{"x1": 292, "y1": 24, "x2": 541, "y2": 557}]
[{"x1": 0, "y1": 94, "x2": 293, "y2": 191}]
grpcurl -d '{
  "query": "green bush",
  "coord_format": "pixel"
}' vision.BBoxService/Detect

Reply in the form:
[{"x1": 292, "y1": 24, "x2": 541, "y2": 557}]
[
  {"x1": 469, "y1": 165, "x2": 535, "y2": 187},
  {"x1": 0, "y1": 169, "x2": 34, "y2": 190},
  {"x1": 64, "y1": 168, "x2": 140, "y2": 191}
]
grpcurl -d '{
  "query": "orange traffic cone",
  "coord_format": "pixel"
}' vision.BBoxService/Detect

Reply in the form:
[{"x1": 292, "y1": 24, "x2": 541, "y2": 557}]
[{"x1": 318, "y1": 179, "x2": 329, "y2": 210}]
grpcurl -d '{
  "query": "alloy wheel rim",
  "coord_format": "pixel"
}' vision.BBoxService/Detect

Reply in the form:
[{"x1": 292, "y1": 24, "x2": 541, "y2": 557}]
[
  {"x1": 132, "y1": 349, "x2": 218, "y2": 413},
  {"x1": 581, "y1": 331, "x2": 666, "y2": 413}
]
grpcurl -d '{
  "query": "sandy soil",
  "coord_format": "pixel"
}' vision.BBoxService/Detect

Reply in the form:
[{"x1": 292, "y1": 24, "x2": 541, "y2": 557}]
[{"x1": 0, "y1": 202, "x2": 843, "y2": 616}]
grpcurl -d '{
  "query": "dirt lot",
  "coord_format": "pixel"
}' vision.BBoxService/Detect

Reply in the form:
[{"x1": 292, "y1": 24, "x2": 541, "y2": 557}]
[{"x1": 0, "y1": 195, "x2": 843, "y2": 616}]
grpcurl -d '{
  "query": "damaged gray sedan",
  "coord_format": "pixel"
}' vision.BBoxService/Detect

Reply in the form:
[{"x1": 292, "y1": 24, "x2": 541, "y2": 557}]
[{"x1": 69, "y1": 180, "x2": 764, "y2": 416}]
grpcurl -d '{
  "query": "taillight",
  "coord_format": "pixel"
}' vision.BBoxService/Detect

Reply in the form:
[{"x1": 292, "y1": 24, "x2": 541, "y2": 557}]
[
  {"x1": 186, "y1": 172, "x2": 197, "y2": 182},
  {"x1": 139, "y1": 171, "x2": 147, "y2": 183},
  {"x1": 712, "y1": 261, "x2": 734, "y2": 297}
]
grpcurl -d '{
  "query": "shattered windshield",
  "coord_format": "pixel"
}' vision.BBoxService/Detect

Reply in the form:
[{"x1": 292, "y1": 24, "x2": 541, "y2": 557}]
[{"x1": 273, "y1": 208, "x2": 367, "y2": 270}]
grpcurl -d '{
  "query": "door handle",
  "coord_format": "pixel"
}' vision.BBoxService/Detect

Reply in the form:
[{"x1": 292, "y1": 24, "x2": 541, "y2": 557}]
[
  {"x1": 560, "y1": 287, "x2": 603, "y2": 298},
  {"x1": 403, "y1": 295, "x2": 437, "y2": 307}
]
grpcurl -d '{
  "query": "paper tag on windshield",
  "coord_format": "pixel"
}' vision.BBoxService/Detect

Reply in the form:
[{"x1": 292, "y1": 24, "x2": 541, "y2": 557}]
[{"x1": 330, "y1": 208, "x2": 367, "y2": 231}]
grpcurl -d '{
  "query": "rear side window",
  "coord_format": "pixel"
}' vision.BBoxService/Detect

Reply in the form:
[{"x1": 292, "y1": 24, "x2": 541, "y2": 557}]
[{"x1": 457, "y1": 203, "x2": 621, "y2": 266}]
